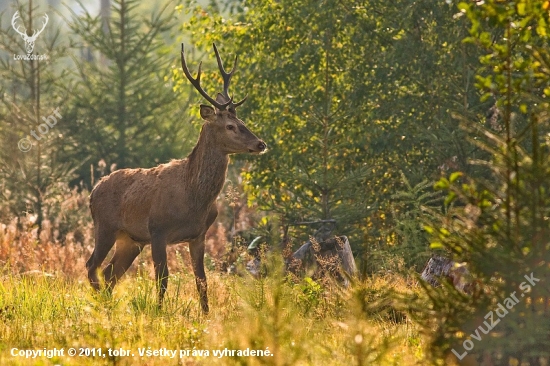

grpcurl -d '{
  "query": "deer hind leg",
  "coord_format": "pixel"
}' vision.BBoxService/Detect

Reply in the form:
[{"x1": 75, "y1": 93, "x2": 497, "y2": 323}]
[
  {"x1": 86, "y1": 226, "x2": 116, "y2": 290},
  {"x1": 189, "y1": 236, "x2": 209, "y2": 314},
  {"x1": 103, "y1": 232, "x2": 143, "y2": 290}
]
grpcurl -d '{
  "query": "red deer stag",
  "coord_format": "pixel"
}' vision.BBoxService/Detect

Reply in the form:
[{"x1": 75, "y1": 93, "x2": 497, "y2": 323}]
[{"x1": 86, "y1": 44, "x2": 266, "y2": 313}]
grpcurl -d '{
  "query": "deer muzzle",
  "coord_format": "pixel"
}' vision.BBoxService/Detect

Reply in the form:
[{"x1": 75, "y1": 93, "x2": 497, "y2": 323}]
[{"x1": 249, "y1": 141, "x2": 267, "y2": 153}]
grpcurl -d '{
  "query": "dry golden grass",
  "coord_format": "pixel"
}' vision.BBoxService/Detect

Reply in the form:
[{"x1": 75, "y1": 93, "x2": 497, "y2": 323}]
[
  {"x1": 0, "y1": 220, "x2": 426, "y2": 366},
  {"x1": 0, "y1": 217, "x2": 92, "y2": 277}
]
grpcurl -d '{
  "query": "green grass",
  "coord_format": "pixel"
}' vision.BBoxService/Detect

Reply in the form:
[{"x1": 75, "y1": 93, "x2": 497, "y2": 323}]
[{"x1": 0, "y1": 265, "x2": 425, "y2": 365}]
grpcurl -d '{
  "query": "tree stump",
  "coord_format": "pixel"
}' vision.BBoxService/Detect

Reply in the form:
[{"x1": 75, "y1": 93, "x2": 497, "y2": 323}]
[
  {"x1": 420, "y1": 255, "x2": 472, "y2": 293},
  {"x1": 287, "y1": 235, "x2": 357, "y2": 287}
]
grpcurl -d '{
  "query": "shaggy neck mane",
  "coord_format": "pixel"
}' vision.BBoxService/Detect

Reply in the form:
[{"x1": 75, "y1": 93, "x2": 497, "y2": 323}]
[{"x1": 185, "y1": 123, "x2": 229, "y2": 205}]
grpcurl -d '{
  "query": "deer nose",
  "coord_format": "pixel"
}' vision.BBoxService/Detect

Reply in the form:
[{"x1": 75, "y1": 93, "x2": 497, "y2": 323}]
[{"x1": 257, "y1": 141, "x2": 267, "y2": 152}]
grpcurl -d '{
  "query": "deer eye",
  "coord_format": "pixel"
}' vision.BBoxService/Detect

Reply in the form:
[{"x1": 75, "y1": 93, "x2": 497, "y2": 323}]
[{"x1": 226, "y1": 124, "x2": 235, "y2": 130}]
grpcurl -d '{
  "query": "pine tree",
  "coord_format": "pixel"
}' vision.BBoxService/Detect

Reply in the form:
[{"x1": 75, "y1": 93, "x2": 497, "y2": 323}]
[
  {"x1": 64, "y1": 0, "x2": 192, "y2": 184},
  {"x1": 0, "y1": 1, "x2": 72, "y2": 233}
]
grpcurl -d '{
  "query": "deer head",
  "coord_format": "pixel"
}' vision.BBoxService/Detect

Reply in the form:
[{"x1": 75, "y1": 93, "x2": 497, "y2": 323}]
[
  {"x1": 11, "y1": 11, "x2": 48, "y2": 54},
  {"x1": 181, "y1": 43, "x2": 266, "y2": 154}
]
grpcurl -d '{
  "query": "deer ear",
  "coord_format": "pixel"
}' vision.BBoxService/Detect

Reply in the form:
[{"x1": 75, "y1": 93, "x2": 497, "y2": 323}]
[{"x1": 200, "y1": 105, "x2": 216, "y2": 122}]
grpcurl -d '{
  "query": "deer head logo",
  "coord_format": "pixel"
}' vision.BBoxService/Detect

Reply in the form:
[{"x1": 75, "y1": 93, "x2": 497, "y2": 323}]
[{"x1": 11, "y1": 11, "x2": 48, "y2": 55}]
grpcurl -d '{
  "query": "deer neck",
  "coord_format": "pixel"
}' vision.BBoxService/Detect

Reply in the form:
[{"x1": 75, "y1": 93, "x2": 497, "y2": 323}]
[{"x1": 186, "y1": 124, "x2": 229, "y2": 203}]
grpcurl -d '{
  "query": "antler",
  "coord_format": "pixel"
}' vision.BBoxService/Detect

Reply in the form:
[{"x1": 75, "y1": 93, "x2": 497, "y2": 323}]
[
  {"x1": 181, "y1": 44, "x2": 232, "y2": 110},
  {"x1": 28, "y1": 14, "x2": 48, "y2": 41},
  {"x1": 212, "y1": 43, "x2": 247, "y2": 108},
  {"x1": 11, "y1": 11, "x2": 27, "y2": 38}
]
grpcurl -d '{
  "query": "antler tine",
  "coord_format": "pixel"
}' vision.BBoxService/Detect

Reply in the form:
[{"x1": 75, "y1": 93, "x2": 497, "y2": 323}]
[
  {"x1": 181, "y1": 44, "x2": 231, "y2": 110},
  {"x1": 212, "y1": 43, "x2": 238, "y2": 99},
  {"x1": 233, "y1": 94, "x2": 248, "y2": 108},
  {"x1": 212, "y1": 43, "x2": 247, "y2": 107}
]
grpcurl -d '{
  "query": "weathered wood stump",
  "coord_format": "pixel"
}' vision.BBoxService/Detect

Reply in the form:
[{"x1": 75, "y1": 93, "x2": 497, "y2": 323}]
[
  {"x1": 287, "y1": 235, "x2": 357, "y2": 287},
  {"x1": 420, "y1": 255, "x2": 472, "y2": 293}
]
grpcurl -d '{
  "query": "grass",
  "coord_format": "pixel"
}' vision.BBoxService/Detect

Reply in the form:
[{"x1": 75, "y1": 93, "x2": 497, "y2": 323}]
[
  {"x1": 0, "y1": 219, "x2": 426, "y2": 365},
  {"x1": 0, "y1": 265, "x2": 425, "y2": 365}
]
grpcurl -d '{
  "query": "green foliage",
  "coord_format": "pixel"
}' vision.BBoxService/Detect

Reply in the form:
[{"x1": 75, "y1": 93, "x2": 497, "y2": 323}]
[
  {"x1": 297, "y1": 276, "x2": 323, "y2": 315},
  {"x1": 389, "y1": 173, "x2": 443, "y2": 271},
  {"x1": 181, "y1": 0, "x2": 491, "y2": 254},
  {"x1": 414, "y1": 1, "x2": 550, "y2": 363},
  {"x1": 184, "y1": 1, "x2": 379, "y2": 246}
]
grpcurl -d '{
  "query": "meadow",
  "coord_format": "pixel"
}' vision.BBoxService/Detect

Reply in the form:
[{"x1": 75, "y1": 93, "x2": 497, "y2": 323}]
[{"x1": 0, "y1": 218, "x2": 425, "y2": 366}]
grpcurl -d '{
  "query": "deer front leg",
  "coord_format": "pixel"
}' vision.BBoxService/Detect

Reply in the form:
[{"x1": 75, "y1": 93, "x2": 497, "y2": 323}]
[
  {"x1": 189, "y1": 236, "x2": 209, "y2": 314},
  {"x1": 151, "y1": 233, "x2": 169, "y2": 307}
]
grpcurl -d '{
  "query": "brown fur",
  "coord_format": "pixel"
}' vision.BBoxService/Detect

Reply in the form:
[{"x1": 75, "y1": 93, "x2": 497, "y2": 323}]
[{"x1": 86, "y1": 91, "x2": 265, "y2": 313}]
